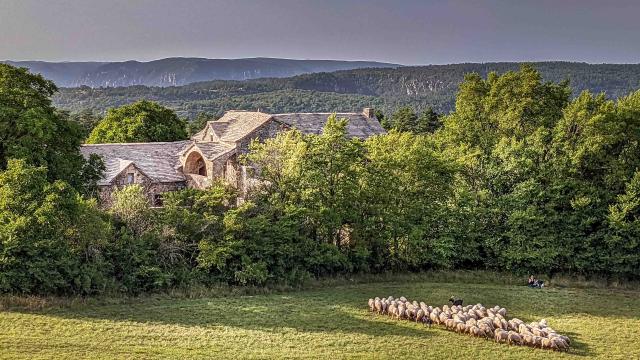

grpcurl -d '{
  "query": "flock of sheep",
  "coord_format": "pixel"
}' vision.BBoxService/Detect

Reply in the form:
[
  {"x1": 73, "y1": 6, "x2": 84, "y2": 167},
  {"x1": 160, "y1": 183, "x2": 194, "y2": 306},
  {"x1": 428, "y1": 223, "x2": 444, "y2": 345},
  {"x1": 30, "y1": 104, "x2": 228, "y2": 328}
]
[{"x1": 367, "y1": 296, "x2": 571, "y2": 351}]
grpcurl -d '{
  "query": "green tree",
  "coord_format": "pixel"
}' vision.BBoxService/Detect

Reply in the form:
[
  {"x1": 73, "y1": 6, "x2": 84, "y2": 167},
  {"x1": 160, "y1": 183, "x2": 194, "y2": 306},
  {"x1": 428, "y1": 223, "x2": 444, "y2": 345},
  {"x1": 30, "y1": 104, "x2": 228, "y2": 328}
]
[
  {"x1": 87, "y1": 100, "x2": 187, "y2": 143},
  {"x1": 362, "y1": 131, "x2": 456, "y2": 270},
  {"x1": 0, "y1": 159, "x2": 111, "y2": 294},
  {"x1": 0, "y1": 64, "x2": 87, "y2": 186},
  {"x1": 416, "y1": 107, "x2": 442, "y2": 133},
  {"x1": 67, "y1": 108, "x2": 102, "y2": 139},
  {"x1": 390, "y1": 107, "x2": 418, "y2": 132}
]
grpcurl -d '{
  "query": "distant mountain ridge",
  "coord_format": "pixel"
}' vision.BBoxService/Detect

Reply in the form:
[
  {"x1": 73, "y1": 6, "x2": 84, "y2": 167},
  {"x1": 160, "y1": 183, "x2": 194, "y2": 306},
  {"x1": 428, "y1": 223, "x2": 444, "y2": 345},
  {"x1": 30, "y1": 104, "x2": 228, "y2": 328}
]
[
  {"x1": 3, "y1": 57, "x2": 400, "y2": 87},
  {"x1": 53, "y1": 61, "x2": 640, "y2": 118}
]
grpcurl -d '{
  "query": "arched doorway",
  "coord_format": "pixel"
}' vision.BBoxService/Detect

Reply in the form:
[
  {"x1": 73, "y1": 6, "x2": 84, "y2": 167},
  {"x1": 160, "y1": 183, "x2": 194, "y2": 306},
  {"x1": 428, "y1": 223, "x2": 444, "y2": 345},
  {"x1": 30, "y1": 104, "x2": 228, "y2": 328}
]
[{"x1": 184, "y1": 151, "x2": 207, "y2": 177}]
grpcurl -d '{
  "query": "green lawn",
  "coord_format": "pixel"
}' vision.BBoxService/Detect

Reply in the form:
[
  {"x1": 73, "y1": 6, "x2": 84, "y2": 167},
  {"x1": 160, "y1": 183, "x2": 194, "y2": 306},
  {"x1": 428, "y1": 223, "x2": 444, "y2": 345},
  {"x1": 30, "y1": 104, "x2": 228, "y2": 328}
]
[{"x1": 1, "y1": 279, "x2": 639, "y2": 359}]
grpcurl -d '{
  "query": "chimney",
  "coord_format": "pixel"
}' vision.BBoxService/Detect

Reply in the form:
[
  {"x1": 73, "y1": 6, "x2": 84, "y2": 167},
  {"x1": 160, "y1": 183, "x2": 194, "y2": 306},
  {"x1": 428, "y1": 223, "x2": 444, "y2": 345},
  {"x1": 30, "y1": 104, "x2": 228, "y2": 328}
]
[{"x1": 363, "y1": 107, "x2": 375, "y2": 118}]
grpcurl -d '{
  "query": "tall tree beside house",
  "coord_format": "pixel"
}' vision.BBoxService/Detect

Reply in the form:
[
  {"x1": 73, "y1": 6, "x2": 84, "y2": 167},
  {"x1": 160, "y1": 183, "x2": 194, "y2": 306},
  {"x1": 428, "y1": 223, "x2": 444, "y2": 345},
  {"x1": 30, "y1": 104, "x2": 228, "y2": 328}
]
[
  {"x1": 86, "y1": 100, "x2": 188, "y2": 144},
  {"x1": 0, "y1": 64, "x2": 88, "y2": 187}
]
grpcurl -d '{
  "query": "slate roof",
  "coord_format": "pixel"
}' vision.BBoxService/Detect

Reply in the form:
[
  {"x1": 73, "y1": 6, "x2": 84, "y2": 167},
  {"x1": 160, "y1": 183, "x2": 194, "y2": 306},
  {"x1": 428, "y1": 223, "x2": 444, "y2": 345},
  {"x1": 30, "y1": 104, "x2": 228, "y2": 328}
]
[
  {"x1": 192, "y1": 110, "x2": 273, "y2": 143},
  {"x1": 192, "y1": 110, "x2": 386, "y2": 142},
  {"x1": 180, "y1": 141, "x2": 235, "y2": 160},
  {"x1": 272, "y1": 112, "x2": 386, "y2": 139},
  {"x1": 85, "y1": 109, "x2": 385, "y2": 186},
  {"x1": 81, "y1": 141, "x2": 191, "y2": 185}
]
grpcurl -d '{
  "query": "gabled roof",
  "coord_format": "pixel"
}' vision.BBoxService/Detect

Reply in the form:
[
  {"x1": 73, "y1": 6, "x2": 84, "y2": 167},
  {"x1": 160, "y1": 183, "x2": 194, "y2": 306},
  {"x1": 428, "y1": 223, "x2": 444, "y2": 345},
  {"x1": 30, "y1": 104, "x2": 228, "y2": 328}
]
[
  {"x1": 180, "y1": 141, "x2": 235, "y2": 161},
  {"x1": 272, "y1": 112, "x2": 386, "y2": 139},
  {"x1": 192, "y1": 110, "x2": 386, "y2": 142},
  {"x1": 192, "y1": 110, "x2": 273, "y2": 143},
  {"x1": 81, "y1": 141, "x2": 191, "y2": 185}
]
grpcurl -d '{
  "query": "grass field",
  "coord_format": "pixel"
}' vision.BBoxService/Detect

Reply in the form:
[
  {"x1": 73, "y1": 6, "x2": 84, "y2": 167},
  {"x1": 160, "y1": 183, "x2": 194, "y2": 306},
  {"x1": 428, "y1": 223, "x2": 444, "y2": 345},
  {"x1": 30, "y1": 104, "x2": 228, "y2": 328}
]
[{"x1": 1, "y1": 276, "x2": 639, "y2": 359}]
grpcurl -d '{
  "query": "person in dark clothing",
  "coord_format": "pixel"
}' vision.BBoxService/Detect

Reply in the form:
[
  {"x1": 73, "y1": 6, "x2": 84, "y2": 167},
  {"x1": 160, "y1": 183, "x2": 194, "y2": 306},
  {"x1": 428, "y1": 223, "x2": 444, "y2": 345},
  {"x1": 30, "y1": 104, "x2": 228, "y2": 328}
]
[{"x1": 528, "y1": 275, "x2": 544, "y2": 288}]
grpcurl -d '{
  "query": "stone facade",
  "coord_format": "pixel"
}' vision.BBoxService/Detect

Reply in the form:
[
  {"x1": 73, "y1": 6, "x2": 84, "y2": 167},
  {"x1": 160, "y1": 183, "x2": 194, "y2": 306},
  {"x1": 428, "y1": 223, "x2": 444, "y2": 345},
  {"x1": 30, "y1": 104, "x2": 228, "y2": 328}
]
[{"x1": 81, "y1": 109, "x2": 385, "y2": 206}]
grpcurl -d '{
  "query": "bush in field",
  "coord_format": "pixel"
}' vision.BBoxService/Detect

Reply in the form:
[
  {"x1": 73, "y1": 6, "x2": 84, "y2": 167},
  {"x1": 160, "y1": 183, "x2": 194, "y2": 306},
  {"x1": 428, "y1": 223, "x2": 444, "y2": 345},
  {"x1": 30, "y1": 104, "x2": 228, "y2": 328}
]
[{"x1": 0, "y1": 159, "x2": 112, "y2": 294}]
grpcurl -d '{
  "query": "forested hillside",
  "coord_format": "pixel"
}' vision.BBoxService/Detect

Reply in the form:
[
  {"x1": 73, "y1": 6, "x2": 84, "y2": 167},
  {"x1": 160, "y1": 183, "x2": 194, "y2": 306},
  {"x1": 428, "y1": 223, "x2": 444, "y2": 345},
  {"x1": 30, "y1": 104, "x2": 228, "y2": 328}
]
[
  {"x1": 53, "y1": 62, "x2": 640, "y2": 118},
  {"x1": 5, "y1": 57, "x2": 398, "y2": 87}
]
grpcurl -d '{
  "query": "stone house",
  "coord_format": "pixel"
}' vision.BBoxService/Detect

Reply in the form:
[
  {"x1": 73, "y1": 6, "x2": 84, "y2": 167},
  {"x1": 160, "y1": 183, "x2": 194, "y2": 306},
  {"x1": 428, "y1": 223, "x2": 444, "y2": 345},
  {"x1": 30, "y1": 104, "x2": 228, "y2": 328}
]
[{"x1": 81, "y1": 108, "x2": 385, "y2": 206}]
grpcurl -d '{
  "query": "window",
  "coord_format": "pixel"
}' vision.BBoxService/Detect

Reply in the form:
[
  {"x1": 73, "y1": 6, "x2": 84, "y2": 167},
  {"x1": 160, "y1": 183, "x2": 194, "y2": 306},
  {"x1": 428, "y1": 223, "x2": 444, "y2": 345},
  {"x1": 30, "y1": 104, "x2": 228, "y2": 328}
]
[
  {"x1": 153, "y1": 194, "x2": 164, "y2": 207},
  {"x1": 126, "y1": 173, "x2": 135, "y2": 184}
]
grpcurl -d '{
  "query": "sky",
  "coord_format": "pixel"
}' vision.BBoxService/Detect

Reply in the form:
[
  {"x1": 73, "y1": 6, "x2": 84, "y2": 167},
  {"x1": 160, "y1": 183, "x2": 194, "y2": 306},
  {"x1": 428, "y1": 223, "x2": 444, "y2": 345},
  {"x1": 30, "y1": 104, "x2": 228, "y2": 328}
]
[{"x1": 1, "y1": 0, "x2": 639, "y2": 65}]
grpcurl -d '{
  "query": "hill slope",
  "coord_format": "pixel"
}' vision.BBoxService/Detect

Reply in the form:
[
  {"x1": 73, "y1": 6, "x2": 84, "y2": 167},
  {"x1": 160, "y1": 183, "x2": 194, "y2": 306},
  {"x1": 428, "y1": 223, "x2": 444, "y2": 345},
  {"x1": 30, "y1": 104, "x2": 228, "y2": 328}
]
[
  {"x1": 53, "y1": 62, "x2": 640, "y2": 118},
  {"x1": 4, "y1": 57, "x2": 399, "y2": 87}
]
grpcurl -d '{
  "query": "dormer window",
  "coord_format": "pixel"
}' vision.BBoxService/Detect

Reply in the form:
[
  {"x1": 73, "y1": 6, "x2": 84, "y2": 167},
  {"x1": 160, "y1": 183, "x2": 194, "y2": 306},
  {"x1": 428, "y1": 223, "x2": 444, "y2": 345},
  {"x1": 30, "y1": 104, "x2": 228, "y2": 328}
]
[{"x1": 126, "y1": 173, "x2": 135, "y2": 184}]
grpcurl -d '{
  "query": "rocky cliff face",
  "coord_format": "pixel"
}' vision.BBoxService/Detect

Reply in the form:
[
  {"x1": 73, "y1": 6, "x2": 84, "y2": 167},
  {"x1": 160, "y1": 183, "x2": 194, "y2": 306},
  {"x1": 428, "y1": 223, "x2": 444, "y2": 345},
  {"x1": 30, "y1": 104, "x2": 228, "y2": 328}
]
[{"x1": 4, "y1": 57, "x2": 400, "y2": 88}]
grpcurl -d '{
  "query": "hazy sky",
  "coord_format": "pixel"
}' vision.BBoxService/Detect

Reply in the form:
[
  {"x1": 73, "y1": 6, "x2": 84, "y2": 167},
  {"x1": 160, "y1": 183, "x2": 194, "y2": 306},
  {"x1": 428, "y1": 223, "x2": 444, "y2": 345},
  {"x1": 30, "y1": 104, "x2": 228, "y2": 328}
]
[{"x1": 1, "y1": 0, "x2": 639, "y2": 64}]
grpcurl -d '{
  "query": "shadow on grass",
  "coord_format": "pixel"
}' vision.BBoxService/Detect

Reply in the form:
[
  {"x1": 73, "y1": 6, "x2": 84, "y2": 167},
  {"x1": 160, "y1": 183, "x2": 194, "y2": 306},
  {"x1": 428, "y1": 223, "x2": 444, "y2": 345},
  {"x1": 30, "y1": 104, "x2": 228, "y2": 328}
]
[
  {"x1": 6, "y1": 281, "x2": 635, "y2": 357},
  {"x1": 9, "y1": 292, "x2": 437, "y2": 340}
]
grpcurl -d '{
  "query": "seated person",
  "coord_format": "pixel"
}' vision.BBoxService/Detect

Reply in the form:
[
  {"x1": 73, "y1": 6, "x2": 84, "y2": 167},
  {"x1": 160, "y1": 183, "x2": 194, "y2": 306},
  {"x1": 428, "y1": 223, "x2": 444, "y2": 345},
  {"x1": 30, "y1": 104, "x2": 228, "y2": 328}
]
[{"x1": 528, "y1": 275, "x2": 544, "y2": 288}]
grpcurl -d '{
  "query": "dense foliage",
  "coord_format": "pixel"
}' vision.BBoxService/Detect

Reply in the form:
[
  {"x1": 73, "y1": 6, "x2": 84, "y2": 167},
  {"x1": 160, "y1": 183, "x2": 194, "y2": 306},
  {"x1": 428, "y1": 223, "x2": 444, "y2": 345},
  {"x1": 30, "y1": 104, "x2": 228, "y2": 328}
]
[
  {"x1": 437, "y1": 65, "x2": 640, "y2": 276},
  {"x1": 382, "y1": 106, "x2": 442, "y2": 133},
  {"x1": 0, "y1": 64, "x2": 90, "y2": 188},
  {"x1": 87, "y1": 100, "x2": 188, "y2": 143},
  {"x1": 53, "y1": 62, "x2": 640, "y2": 119},
  {"x1": 2, "y1": 64, "x2": 640, "y2": 295}
]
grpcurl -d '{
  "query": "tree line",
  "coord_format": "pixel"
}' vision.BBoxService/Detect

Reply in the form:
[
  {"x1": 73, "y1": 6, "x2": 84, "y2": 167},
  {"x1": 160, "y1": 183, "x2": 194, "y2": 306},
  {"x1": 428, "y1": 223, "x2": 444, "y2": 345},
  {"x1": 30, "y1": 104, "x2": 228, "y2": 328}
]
[
  {"x1": 1, "y1": 63, "x2": 639, "y2": 295},
  {"x1": 52, "y1": 62, "x2": 640, "y2": 118}
]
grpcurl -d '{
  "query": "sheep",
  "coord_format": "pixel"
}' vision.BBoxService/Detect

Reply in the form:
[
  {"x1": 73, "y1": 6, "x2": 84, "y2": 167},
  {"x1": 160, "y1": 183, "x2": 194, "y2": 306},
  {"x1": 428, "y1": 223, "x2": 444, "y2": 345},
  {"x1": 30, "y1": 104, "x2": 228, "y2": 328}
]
[
  {"x1": 469, "y1": 325, "x2": 482, "y2": 337},
  {"x1": 521, "y1": 333, "x2": 535, "y2": 347},
  {"x1": 478, "y1": 323, "x2": 493, "y2": 338},
  {"x1": 397, "y1": 304, "x2": 407, "y2": 320},
  {"x1": 454, "y1": 313, "x2": 468, "y2": 323},
  {"x1": 532, "y1": 336, "x2": 544, "y2": 348},
  {"x1": 388, "y1": 304, "x2": 397, "y2": 318},
  {"x1": 365, "y1": 296, "x2": 570, "y2": 352},
  {"x1": 541, "y1": 337, "x2": 553, "y2": 350},
  {"x1": 552, "y1": 337, "x2": 569, "y2": 351},
  {"x1": 445, "y1": 318, "x2": 456, "y2": 330},
  {"x1": 495, "y1": 329, "x2": 509, "y2": 343},
  {"x1": 465, "y1": 318, "x2": 477, "y2": 328},
  {"x1": 507, "y1": 331, "x2": 523, "y2": 345},
  {"x1": 429, "y1": 311, "x2": 439, "y2": 324},
  {"x1": 532, "y1": 327, "x2": 547, "y2": 337},
  {"x1": 374, "y1": 299, "x2": 383, "y2": 314},
  {"x1": 518, "y1": 323, "x2": 531, "y2": 335},
  {"x1": 422, "y1": 316, "x2": 433, "y2": 328},
  {"x1": 492, "y1": 317, "x2": 502, "y2": 330}
]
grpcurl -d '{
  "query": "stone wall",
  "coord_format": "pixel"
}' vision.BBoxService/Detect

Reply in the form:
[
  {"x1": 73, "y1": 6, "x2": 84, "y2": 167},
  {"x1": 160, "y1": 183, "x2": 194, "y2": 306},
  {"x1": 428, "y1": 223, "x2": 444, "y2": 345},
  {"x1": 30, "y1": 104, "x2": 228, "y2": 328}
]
[{"x1": 98, "y1": 181, "x2": 186, "y2": 207}]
